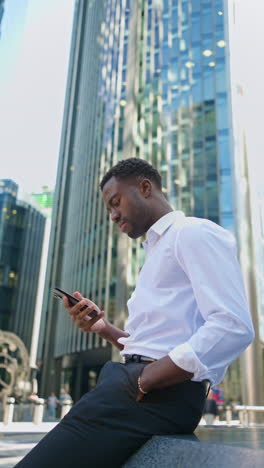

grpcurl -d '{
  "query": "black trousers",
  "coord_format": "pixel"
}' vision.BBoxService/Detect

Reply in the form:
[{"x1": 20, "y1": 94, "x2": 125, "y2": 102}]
[{"x1": 15, "y1": 361, "x2": 206, "y2": 468}]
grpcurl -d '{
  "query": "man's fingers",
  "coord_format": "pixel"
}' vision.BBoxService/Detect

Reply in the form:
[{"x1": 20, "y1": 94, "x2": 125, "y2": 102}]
[
  {"x1": 73, "y1": 291, "x2": 83, "y2": 300},
  {"x1": 136, "y1": 391, "x2": 144, "y2": 402},
  {"x1": 63, "y1": 292, "x2": 103, "y2": 331},
  {"x1": 75, "y1": 310, "x2": 105, "y2": 330},
  {"x1": 69, "y1": 299, "x2": 88, "y2": 316},
  {"x1": 73, "y1": 303, "x2": 90, "y2": 320},
  {"x1": 63, "y1": 296, "x2": 70, "y2": 308},
  {"x1": 83, "y1": 309, "x2": 104, "y2": 325}
]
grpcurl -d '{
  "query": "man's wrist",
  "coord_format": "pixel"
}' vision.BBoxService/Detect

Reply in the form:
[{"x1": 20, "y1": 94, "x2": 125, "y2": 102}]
[
  {"x1": 97, "y1": 321, "x2": 128, "y2": 350},
  {"x1": 137, "y1": 375, "x2": 148, "y2": 395},
  {"x1": 97, "y1": 319, "x2": 110, "y2": 339},
  {"x1": 139, "y1": 356, "x2": 194, "y2": 392}
]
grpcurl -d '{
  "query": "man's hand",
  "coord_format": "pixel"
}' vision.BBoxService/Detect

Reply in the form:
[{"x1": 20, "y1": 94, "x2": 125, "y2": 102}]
[
  {"x1": 63, "y1": 291, "x2": 129, "y2": 349},
  {"x1": 63, "y1": 291, "x2": 106, "y2": 334},
  {"x1": 136, "y1": 356, "x2": 194, "y2": 401}
]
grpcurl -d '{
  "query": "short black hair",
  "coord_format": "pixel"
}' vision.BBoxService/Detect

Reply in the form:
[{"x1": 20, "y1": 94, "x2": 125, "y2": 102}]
[{"x1": 100, "y1": 158, "x2": 162, "y2": 191}]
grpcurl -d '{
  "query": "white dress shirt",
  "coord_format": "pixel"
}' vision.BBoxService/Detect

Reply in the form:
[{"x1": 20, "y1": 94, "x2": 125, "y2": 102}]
[{"x1": 118, "y1": 211, "x2": 254, "y2": 386}]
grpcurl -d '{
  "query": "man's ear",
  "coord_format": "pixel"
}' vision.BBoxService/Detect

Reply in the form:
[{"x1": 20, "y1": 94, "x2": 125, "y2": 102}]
[{"x1": 140, "y1": 179, "x2": 152, "y2": 198}]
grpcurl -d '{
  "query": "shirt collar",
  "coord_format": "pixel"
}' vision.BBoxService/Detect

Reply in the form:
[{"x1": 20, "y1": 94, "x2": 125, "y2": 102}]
[
  {"x1": 142, "y1": 211, "x2": 185, "y2": 251},
  {"x1": 148, "y1": 210, "x2": 185, "y2": 237}
]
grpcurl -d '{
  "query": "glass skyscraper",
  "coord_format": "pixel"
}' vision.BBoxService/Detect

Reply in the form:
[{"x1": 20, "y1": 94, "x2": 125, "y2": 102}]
[
  {"x1": 132, "y1": 0, "x2": 233, "y2": 229},
  {"x1": 0, "y1": 179, "x2": 45, "y2": 351},
  {"x1": 40, "y1": 0, "x2": 236, "y2": 399}
]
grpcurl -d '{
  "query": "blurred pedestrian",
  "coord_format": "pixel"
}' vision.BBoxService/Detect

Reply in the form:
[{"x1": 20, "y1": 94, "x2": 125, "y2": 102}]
[
  {"x1": 47, "y1": 392, "x2": 59, "y2": 420},
  {"x1": 59, "y1": 389, "x2": 72, "y2": 404}
]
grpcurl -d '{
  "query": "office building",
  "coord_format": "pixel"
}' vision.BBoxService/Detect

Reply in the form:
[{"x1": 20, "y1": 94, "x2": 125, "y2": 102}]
[
  {"x1": 40, "y1": 0, "x2": 258, "y2": 402},
  {"x1": 0, "y1": 179, "x2": 45, "y2": 352},
  {"x1": 23, "y1": 187, "x2": 54, "y2": 392},
  {"x1": 31, "y1": 187, "x2": 54, "y2": 219}
]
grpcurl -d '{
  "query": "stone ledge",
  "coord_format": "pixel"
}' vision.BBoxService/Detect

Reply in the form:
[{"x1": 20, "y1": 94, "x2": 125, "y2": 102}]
[{"x1": 123, "y1": 434, "x2": 264, "y2": 468}]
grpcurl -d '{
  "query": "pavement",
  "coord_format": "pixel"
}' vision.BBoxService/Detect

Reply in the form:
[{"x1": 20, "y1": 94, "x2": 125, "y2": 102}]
[
  {"x1": 196, "y1": 425, "x2": 264, "y2": 450},
  {"x1": 0, "y1": 433, "x2": 45, "y2": 468},
  {"x1": 0, "y1": 422, "x2": 58, "y2": 434},
  {"x1": 0, "y1": 423, "x2": 264, "y2": 467},
  {"x1": 0, "y1": 423, "x2": 58, "y2": 467}
]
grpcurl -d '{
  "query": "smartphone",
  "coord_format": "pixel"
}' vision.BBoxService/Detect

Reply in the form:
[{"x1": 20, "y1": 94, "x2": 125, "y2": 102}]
[{"x1": 53, "y1": 287, "x2": 99, "y2": 319}]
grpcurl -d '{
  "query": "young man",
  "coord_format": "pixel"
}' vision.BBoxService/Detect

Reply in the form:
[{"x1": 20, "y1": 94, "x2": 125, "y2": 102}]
[{"x1": 16, "y1": 158, "x2": 254, "y2": 467}]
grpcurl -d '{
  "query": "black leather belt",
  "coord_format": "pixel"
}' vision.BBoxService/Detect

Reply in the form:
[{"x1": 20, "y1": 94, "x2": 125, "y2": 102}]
[{"x1": 124, "y1": 354, "x2": 156, "y2": 363}]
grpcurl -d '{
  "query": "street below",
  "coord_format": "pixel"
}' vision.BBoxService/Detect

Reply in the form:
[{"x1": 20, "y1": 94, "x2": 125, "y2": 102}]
[{"x1": 0, "y1": 433, "x2": 44, "y2": 468}]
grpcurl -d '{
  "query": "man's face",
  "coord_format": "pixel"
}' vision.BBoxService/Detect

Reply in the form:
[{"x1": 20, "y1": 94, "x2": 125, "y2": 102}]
[{"x1": 102, "y1": 176, "x2": 151, "y2": 238}]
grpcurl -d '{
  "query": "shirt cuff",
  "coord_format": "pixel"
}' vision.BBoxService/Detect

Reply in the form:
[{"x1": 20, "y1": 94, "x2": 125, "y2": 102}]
[{"x1": 168, "y1": 342, "x2": 209, "y2": 381}]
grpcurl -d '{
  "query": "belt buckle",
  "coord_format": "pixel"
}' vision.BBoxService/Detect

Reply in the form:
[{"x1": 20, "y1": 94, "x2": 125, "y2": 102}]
[{"x1": 204, "y1": 379, "x2": 211, "y2": 397}]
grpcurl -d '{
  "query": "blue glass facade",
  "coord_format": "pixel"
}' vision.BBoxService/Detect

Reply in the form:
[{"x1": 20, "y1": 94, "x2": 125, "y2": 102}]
[
  {"x1": 0, "y1": 179, "x2": 45, "y2": 350},
  {"x1": 130, "y1": 0, "x2": 234, "y2": 230}
]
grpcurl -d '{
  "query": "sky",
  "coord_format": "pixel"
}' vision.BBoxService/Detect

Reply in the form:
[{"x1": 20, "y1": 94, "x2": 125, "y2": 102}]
[
  {"x1": 0, "y1": 0, "x2": 263, "y2": 202},
  {"x1": 229, "y1": 0, "x2": 264, "y2": 187},
  {"x1": 0, "y1": 0, "x2": 75, "y2": 197}
]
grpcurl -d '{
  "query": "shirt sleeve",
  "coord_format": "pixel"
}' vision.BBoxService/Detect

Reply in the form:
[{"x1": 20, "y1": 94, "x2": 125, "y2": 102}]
[{"x1": 168, "y1": 221, "x2": 255, "y2": 384}]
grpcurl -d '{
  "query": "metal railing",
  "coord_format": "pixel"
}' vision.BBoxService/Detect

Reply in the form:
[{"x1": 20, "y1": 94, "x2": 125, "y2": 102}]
[
  {"x1": 2, "y1": 400, "x2": 264, "y2": 427},
  {"x1": 223, "y1": 405, "x2": 264, "y2": 426},
  {"x1": 232, "y1": 405, "x2": 264, "y2": 426},
  {"x1": 1, "y1": 397, "x2": 73, "y2": 425}
]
